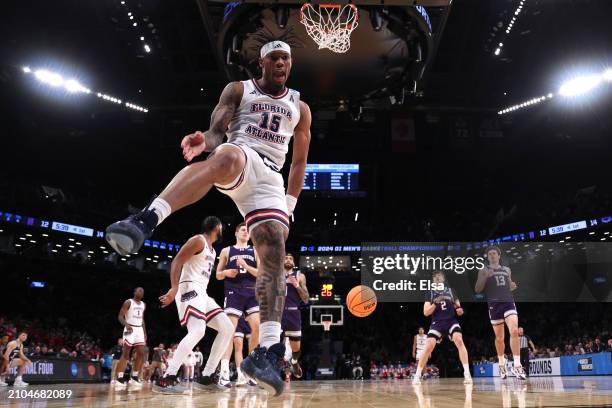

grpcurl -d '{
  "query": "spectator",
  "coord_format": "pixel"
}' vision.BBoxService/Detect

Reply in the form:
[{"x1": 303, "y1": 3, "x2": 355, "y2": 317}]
[
  {"x1": 110, "y1": 338, "x2": 123, "y2": 384},
  {"x1": 593, "y1": 338, "x2": 604, "y2": 353}
]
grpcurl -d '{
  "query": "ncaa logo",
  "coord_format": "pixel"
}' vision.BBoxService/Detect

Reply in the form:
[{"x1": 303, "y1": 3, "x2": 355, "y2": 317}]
[{"x1": 71, "y1": 363, "x2": 78, "y2": 377}]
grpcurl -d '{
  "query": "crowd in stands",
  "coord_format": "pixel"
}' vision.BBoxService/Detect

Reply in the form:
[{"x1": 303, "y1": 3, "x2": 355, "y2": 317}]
[{"x1": 0, "y1": 315, "x2": 103, "y2": 361}]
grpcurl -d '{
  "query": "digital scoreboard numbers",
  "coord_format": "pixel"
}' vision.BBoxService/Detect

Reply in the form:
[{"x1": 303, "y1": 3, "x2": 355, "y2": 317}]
[
  {"x1": 303, "y1": 164, "x2": 359, "y2": 191},
  {"x1": 320, "y1": 283, "x2": 334, "y2": 297}
]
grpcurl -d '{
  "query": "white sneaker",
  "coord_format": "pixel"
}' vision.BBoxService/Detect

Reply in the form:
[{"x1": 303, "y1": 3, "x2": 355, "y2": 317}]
[
  {"x1": 411, "y1": 377, "x2": 422, "y2": 385},
  {"x1": 463, "y1": 376, "x2": 473, "y2": 385},
  {"x1": 111, "y1": 380, "x2": 116, "y2": 384},
  {"x1": 499, "y1": 364, "x2": 508, "y2": 380},
  {"x1": 130, "y1": 377, "x2": 143, "y2": 389},
  {"x1": 0, "y1": 380, "x2": 8, "y2": 387},
  {"x1": 14, "y1": 379, "x2": 29, "y2": 387},
  {"x1": 235, "y1": 373, "x2": 248, "y2": 386},
  {"x1": 511, "y1": 365, "x2": 527, "y2": 380}
]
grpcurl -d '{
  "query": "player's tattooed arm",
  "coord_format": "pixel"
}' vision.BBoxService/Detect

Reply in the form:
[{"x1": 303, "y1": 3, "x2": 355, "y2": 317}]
[
  {"x1": 204, "y1": 81, "x2": 243, "y2": 152},
  {"x1": 474, "y1": 268, "x2": 489, "y2": 293},
  {"x1": 118, "y1": 300, "x2": 131, "y2": 331},
  {"x1": 296, "y1": 272, "x2": 310, "y2": 303},
  {"x1": 286, "y1": 101, "x2": 312, "y2": 200},
  {"x1": 252, "y1": 222, "x2": 287, "y2": 322}
]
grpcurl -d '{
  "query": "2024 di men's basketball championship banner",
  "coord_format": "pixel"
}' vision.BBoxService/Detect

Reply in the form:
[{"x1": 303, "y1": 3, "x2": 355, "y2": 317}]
[{"x1": 7, "y1": 357, "x2": 102, "y2": 384}]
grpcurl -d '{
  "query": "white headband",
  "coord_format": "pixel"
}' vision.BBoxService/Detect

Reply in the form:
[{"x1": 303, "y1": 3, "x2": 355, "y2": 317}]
[{"x1": 260, "y1": 41, "x2": 291, "y2": 58}]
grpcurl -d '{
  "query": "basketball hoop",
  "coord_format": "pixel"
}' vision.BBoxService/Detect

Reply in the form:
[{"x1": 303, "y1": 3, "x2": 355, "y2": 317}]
[
  {"x1": 322, "y1": 320, "x2": 332, "y2": 332},
  {"x1": 299, "y1": 3, "x2": 359, "y2": 54}
]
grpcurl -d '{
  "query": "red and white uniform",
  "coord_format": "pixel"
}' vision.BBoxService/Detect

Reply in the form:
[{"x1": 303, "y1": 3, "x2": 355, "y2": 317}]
[
  {"x1": 214, "y1": 79, "x2": 301, "y2": 232},
  {"x1": 175, "y1": 235, "x2": 223, "y2": 326},
  {"x1": 123, "y1": 299, "x2": 146, "y2": 346}
]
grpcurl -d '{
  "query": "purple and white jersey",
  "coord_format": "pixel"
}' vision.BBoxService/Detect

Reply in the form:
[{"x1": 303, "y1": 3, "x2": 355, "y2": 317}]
[
  {"x1": 484, "y1": 265, "x2": 514, "y2": 302},
  {"x1": 427, "y1": 287, "x2": 457, "y2": 321},
  {"x1": 224, "y1": 245, "x2": 257, "y2": 293},
  {"x1": 285, "y1": 269, "x2": 302, "y2": 309}
]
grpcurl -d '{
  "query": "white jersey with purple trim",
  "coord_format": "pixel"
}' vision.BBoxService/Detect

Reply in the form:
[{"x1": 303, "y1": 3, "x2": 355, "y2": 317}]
[
  {"x1": 125, "y1": 299, "x2": 146, "y2": 326},
  {"x1": 180, "y1": 235, "x2": 216, "y2": 289},
  {"x1": 226, "y1": 79, "x2": 301, "y2": 169}
]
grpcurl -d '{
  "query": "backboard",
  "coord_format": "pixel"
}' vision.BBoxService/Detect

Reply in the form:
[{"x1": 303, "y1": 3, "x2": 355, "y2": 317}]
[{"x1": 310, "y1": 304, "x2": 344, "y2": 326}]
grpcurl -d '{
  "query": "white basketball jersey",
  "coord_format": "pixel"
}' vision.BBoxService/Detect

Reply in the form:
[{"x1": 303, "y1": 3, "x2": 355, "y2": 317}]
[
  {"x1": 416, "y1": 334, "x2": 427, "y2": 351},
  {"x1": 125, "y1": 299, "x2": 146, "y2": 326},
  {"x1": 226, "y1": 79, "x2": 301, "y2": 168},
  {"x1": 180, "y1": 235, "x2": 216, "y2": 288}
]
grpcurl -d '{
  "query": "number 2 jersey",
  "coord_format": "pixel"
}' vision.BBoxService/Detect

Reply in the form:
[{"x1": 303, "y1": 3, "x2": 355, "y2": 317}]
[
  {"x1": 226, "y1": 79, "x2": 301, "y2": 169},
  {"x1": 427, "y1": 287, "x2": 458, "y2": 322}
]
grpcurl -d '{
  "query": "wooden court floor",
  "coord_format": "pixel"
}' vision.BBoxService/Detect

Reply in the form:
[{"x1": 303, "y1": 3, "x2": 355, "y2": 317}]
[{"x1": 1, "y1": 377, "x2": 611, "y2": 407}]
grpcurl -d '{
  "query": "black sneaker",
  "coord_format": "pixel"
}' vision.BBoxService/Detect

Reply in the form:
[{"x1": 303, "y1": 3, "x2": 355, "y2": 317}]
[
  {"x1": 240, "y1": 344, "x2": 285, "y2": 397},
  {"x1": 105, "y1": 209, "x2": 158, "y2": 256},
  {"x1": 152, "y1": 375, "x2": 188, "y2": 394},
  {"x1": 194, "y1": 375, "x2": 231, "y2": 392}
]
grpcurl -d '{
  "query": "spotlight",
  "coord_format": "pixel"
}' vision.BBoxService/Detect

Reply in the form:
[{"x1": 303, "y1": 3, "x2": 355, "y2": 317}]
[
  {"x1": 559, "y1": 75, "x2": 602, "y2": 96},
  {"x1": 494, "y1": 48, "x2": 501, "y2": 56},
  {"x1": 22, "y1": 66, "x2": 31, "y2": 73},
  {"x1": 35, "y1": 69, "x2": 63, "y2": 87},
  {"x1": 602, "y1": 69, "x2": 612, "y2": 81},
  {"x1": 144, "y1": 44, "x2": 151, "y2": 53}
]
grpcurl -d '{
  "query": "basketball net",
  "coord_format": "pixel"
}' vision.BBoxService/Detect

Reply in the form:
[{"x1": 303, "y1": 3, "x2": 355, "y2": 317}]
[
  {"x1": 322, "y1": 320, "x2": 332, "y2": 332},
  {"x1": 299, "y1": 3, "x2": 359, "y2": 53}
]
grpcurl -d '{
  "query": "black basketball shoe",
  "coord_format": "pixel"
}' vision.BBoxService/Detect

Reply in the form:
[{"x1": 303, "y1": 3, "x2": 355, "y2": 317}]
[
  {"x1": 105, "y1": 209, "x2": 158, "y2": 256},
  {"x1": 240, "y1": 343, "x2": 285, "y2": 396},
  {"x1": 193, "y1": 375, "x2": 231, "y2": 392},
  {"x1": 152, "y1": 374, "x2": 188, "y2": 394}
]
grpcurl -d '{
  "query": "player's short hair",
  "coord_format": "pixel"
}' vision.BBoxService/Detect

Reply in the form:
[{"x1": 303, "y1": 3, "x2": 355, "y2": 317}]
[
  {"x1": 235, "y1": 222, "x2": 247, "y2": 232},
  {"x1": 487, "y1": 245, "x2": 501, "y2": 256},
  {"x1": 201, "y1": 216, "x2": 222, "y2": 234}
]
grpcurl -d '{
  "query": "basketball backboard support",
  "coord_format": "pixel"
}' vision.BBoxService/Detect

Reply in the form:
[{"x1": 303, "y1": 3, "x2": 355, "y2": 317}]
[
  {"x1": 310, "y1": 304, "x2": 344, "y2": 326},
  {"x1": 210, "y1": 0, "x2": 451, "y2": 6}
]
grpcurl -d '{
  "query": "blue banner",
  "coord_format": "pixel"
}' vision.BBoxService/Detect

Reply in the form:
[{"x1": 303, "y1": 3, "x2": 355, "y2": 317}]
[{"x1": 560, "y1": 352, "x2": 612, "y2": 376}]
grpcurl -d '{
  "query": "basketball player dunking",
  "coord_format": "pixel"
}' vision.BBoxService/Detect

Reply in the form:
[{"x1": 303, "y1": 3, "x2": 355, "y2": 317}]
[
  {"x1": 115, "y1": 287, "x2": 147, "y2": 389},
  {"x1": 2, "y1": 332, "x2": 31, "y2": 387},
  {"x1": 281, "y1": 253, "x2": 309, "y2": 379},
  {"x1": 105, "y1": 40, "x2": 311, "y2": 396},
  {"x1": 412, "y1": 327, "x2": 427, "y2": 364},
  {"x1": 412, "y1": 271, "x2": 472, "y2": 385},
  {"x1": 475, "y1": 245, "x2": 526, "y2": 380},
  {"x1": 217, "y1": 222, "x2": 260, "y2": 386},
  {"x1": 156, "y1": 216, "x2": 234, "y2": 393}
]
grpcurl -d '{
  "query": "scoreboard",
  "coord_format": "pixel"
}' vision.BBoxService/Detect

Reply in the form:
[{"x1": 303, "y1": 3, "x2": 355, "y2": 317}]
[{"x1": 303, "y1": 164, "x2": 359, "y2": 191}]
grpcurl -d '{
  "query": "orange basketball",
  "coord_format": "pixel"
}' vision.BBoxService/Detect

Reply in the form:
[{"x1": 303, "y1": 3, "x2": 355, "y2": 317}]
[{"x1": 346, "y1": 285, "x2": 377, "y2": 317}]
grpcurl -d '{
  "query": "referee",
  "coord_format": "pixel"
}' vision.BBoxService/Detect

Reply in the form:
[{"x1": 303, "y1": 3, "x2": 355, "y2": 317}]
[{"x1": 518, "y1": 327, "x2": 536, "y2": 376}]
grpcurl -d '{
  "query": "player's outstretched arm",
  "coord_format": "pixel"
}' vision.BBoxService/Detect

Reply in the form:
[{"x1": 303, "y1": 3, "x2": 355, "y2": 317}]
[
  {"x1": 296, "y1": 272, "x2": 310, "y2": 303},
  {"x1": 286, "y1": 101, "x2": 312, "y2": 215},
  {"x1": 160, "y1": 235, "x2": 205, "y2": 307},
  {"x1": 181, "y1": 81, "x2": 243, "y2": 162}
]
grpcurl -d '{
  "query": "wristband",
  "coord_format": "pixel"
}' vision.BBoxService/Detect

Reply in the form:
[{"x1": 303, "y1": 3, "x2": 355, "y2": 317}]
[{"x1": 286, "y1": 194, "x2": 297, "y2": 216}]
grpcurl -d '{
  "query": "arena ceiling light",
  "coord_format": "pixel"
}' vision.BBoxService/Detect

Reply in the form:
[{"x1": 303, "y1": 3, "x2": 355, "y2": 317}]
[
  {"x1": 559, "y1": 74, "x2": 603, "y2": 97},
  {"x1": 22, "y1": 65, "x2": 148, "y2": 114},
  {"x1": 498, "y1": 93, "x2": 553, "y2": 115},
  {"x1": 494, "y1": 0, "x2": 526, "y2": 56}
]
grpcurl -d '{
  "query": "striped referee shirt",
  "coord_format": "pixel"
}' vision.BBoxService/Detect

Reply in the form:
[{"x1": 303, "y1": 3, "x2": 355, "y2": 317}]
[{"x1": 520, "y1": 335, "x2": 530, "y2": 349}]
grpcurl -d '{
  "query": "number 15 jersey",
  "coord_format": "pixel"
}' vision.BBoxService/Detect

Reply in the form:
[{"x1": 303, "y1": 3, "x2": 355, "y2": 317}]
[{"x1": 226, "y1": 79, "x2": 301, "y2": 169}]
